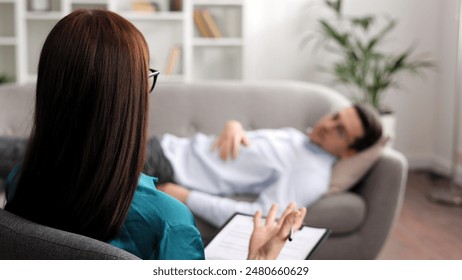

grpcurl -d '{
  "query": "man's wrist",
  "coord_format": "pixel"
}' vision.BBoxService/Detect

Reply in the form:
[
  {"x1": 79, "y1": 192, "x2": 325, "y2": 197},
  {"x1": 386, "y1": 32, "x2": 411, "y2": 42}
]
[{"x1": 182, "y1": 189, "x2": 191, "y2": 204}]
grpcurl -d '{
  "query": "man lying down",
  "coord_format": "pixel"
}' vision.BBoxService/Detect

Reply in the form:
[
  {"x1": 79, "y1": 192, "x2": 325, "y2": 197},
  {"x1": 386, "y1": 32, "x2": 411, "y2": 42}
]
[
  {"x1": 148, "y1": 104, "x2": 383, "y2": 227},
  {"x1": 0, "y1": 104, "x2": 382, "y2": 227}
]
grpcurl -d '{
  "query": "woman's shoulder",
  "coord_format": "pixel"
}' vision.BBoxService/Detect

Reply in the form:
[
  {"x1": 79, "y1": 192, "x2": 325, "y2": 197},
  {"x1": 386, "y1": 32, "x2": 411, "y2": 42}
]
[
  {"x1": 109, "y1": 173, "x2": 202, "y2": 259},
  {"x1": 131, "y1": 173, "x2": 196, "y2": 228}
]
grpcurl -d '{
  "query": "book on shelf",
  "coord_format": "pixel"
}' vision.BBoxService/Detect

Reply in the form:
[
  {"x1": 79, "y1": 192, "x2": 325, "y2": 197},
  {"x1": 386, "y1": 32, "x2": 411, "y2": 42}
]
[
  {"x1": 132, "y1": 1, "x2": 160, "y2": 13},
  {"x1": 164, "y1": 45, "x2": 182, "y2": 75},
  {"x1": 201, "y1": 9, "x2": 223, "y2": 38},
  {"x1": 194, "y1": 9, "x2": 223, "y2": 38},
  {"x1": 205, "y1": 213, "x2": 330, "y2": 260},
  {"x1": 193, "y1": 9, "x2": 212, "y2": 37}
]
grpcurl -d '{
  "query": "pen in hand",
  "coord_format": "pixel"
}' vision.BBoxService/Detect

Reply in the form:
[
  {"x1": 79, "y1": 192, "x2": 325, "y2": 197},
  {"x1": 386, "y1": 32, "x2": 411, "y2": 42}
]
[{"x1": 288, "y1": 225, "x2": 294, "y2": 242}]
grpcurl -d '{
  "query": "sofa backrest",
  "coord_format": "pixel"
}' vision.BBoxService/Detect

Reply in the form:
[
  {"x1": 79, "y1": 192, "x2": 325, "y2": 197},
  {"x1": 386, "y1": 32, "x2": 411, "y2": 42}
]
[
  {"x1": 0, "y1": 209, "x2": 139, "y2": 260},
  {"x1": 0, "y1": 83, "x2": 35, "y2": 138},
  {"x1": 149, "y1": 81, "x2": 350, "y2": 137},
  {"x1": 0, "y1": 81, "x2": 350, "y2": 138}
]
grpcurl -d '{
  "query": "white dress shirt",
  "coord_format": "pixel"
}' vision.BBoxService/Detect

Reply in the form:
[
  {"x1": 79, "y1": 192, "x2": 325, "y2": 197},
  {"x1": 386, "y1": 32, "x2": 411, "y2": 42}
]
[{"x1": 161, "y1": 128, "x2": 337, "y2": 227}]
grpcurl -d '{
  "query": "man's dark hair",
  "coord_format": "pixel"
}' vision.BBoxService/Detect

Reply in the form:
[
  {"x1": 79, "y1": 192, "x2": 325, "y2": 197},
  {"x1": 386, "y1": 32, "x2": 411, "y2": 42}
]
[{"x1": 349, "y1": 103, "x2": 383, "y2": 152}]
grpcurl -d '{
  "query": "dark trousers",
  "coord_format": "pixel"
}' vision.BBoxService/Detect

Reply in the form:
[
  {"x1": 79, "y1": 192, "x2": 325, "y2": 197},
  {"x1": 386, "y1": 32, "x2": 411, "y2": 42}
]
[
  {"x1": 0, "y1": 137, "x2": 175, "y2": 185},
  {"x1": 143, "y1": 137, "x2": 175, "y2": 185}
]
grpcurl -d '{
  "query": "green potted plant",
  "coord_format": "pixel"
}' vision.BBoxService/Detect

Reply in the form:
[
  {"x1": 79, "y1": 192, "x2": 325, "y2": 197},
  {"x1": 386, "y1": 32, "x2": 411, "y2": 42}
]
[
  {"x1": 0, "y1": 73, "x2": 12, "y2": 85},
  {"x1": 304, "y1": 0, "x2": 433, "y2": 139}
]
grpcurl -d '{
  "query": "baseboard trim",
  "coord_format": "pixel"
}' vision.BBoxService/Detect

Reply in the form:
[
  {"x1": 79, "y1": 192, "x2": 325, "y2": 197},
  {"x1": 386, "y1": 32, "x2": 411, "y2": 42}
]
[
  {"x1": 406, "y1": 154, "x2": 434, "y2": 169},
  {"x1": 407, "y1": 154, "x2": 462, "y2": 184}
]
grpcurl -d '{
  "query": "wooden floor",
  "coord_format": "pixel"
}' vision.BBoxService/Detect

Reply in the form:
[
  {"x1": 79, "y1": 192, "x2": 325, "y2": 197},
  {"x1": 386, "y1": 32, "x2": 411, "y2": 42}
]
[{"x1": 378, "y1": 170, "x2": 462, "y2": 259}]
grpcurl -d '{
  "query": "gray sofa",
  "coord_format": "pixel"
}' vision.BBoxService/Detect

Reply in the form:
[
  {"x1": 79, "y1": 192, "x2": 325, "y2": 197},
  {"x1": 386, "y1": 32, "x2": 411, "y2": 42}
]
[{"x1": 0, "y1": 81, "x2": 407, "y2": 259}]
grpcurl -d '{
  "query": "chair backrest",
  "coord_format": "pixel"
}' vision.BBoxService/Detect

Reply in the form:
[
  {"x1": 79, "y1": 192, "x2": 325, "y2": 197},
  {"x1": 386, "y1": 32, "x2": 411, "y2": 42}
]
[{"x1": 0, "y1": 209, "x2": 139, "y2": 260}]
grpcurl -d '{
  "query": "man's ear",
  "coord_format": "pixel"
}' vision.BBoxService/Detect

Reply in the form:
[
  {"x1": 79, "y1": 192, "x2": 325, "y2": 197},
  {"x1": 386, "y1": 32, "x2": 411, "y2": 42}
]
[{"x1": 339, "y1": 148, "x2": 357, "y2": 159}]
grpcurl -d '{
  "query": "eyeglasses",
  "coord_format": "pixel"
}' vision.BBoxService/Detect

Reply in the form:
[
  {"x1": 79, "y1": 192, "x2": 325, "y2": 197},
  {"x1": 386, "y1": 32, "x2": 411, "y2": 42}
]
[{"x1": 149, "y1": 68, "x2": 160, "y2": 93}]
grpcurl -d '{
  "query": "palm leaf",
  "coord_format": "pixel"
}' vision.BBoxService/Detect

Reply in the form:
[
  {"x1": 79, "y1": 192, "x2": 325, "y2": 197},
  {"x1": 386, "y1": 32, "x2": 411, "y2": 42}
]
[
  {"x1": 388, "y1": 51, "x2": 411, "y2": 73},
  {"x1": 325, "y1": 0, "x2": 342, "y2": 15},
  {"x1": 319, "y1": 20, "x2": 349, "y2": 48},
  {"x1": 351, "y1": 16, "x2": 374, "y2": 31},
  {"x1": 366, "y1": 18, "x2": 396, "y2": 51}
]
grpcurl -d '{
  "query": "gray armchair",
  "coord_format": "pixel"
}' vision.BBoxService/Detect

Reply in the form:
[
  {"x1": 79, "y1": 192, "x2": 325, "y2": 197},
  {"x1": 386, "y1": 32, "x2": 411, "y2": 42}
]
[
  {"x1": 0, "y1": 81, "x2": 407, "y2": 259},
  {"x1": 0, "y1": 206, "x2": 139, "y2": 260}
]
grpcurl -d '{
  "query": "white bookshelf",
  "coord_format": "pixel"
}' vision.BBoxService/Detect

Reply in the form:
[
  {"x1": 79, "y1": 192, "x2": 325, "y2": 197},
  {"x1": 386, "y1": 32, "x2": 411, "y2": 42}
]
[
  {"x1": 120, "y1": 11, "x2": 184, "y2": 21},
  {"x1": 0, "y1": 0, "x2": 18, "y2": 82},
  {"x1": 0, "y1": 37, "x2": 16, "y2": 45},
  {"x1": 26, "y1": 11, "x2": 64, "y2": 20},
  {"x1": 193, "y1": 0, "x2": 243, "y2": 6},
  {"x1": 193, "y1": 38, "x2": 243, "y2": 47},
  {"x1": 188, "y1": 0, "x2": 244, "y2": 81},
  {"x1": 70, "y1": 0, "x2": 107, "y2": 4},
  {"x1": 0, "y1": 0, "x2": 245, "y2": 84}
]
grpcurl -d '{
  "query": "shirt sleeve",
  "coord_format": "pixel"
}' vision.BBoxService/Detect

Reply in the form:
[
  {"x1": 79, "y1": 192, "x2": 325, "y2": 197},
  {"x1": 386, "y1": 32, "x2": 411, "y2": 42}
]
[
  {"x1": 186, "y1": 167, "x2": 328, "y2": 228},
  {"x1": 157, "y1": 224, "x2": 205, "y2": 260},
  {"x1": 187, "y1": 190, "x2": 269, "y2": 228}
]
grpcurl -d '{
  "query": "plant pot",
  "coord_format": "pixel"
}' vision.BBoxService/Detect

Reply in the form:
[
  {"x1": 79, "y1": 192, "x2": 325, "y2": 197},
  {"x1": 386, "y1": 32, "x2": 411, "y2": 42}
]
[{"x1": 380, "y1": 112, "x2": 396, "y2": 147}]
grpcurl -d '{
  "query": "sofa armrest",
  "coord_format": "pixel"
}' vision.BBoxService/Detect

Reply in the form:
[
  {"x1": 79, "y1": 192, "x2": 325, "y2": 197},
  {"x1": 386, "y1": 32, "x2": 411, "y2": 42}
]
[{"x1": 352, "y1": 148, "x2": 408, "y2": 258}]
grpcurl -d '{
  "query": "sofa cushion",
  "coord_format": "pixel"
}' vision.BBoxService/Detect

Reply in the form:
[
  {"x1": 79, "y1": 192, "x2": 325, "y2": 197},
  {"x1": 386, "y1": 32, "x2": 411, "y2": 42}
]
[
  {"x1": 194, "y1": 192, "x2": 366, "y2": 245},
  {"x1": 305, "y1": 192, "x2": 366, "y2": 235}
]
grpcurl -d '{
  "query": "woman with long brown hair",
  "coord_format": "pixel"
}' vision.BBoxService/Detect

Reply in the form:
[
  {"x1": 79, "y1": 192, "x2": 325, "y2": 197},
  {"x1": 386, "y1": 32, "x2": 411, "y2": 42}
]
[{"x1": 5, "y1": 9, "x2": 305, "y2": 259}]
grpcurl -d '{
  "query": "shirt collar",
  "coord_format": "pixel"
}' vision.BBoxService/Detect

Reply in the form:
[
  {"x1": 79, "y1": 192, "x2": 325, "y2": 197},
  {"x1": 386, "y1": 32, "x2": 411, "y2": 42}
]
[{"x1": 305, "y1": 136, "x2": 338, "y2": 163}]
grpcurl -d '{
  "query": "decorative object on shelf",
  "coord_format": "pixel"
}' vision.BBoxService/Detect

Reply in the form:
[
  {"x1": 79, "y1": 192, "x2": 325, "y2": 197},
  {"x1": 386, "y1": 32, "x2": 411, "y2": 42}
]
[
  {"x1": 164, "y1": 45, "x2": 182, "y2": 75},
  {"x1": 132, "y1": 0, "x2": 160, "y2": 13},
  {"x1": 303, "y1": 0, "x2": 434, "y2": 113},
  {"x1": 194, "y1": 9, "x2": 223, "y2": 38},
  {"x1": 28, "y1": 0, "x2": 51, "y2": 11},
  {"x1": 169, "y1": 0, "x2": 182, "y2": 12}
]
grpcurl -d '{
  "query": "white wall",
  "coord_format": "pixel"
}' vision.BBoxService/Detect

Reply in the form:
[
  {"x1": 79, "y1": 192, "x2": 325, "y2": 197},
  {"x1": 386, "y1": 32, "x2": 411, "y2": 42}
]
[
  {"x1": 245, "y1": 0, "x2": 459, "y2": 173},
  {"x1": 432, "y1": 0, "x2": 462, "y2": 180}
]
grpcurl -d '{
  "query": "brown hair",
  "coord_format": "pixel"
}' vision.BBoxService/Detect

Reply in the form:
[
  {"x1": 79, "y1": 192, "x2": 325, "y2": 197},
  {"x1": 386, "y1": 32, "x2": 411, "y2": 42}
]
[
  {"x1": 6, "y1": 10, "x2": 150, "y2": 241},
  {"x1": 350, "y1": 103, "x2": 383, "y2": 152}
]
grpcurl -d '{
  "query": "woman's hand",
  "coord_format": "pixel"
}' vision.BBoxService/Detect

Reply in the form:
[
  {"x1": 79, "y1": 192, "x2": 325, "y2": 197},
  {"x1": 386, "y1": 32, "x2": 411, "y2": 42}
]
[
  {"x1": 212, "y1": 120, "x2": 250, "y2": 161},
  {"x1": 247, "y1": 203, "x2": 307, "y2": 260}
]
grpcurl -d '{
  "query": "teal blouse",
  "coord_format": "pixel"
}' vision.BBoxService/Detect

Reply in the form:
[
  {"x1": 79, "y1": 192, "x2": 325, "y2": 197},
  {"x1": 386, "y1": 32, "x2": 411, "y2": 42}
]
[
  {"x1": 109, "y1": 173, "x2": 205, "y2": 260},
  {"x1": 6, "y1": 169, "x2": 204, "y2": 260}
]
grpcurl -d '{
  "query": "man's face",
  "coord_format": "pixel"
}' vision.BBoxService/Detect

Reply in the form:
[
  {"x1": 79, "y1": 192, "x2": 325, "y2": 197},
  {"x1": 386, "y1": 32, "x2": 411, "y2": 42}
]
[{"x1": 309, "y1": 107, "x2": 365, "y2": 158}]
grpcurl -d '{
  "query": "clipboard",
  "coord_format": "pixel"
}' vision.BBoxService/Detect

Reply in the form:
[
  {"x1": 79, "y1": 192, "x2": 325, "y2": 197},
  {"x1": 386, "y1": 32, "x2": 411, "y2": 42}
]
[{"x1": 204, "y1": 213, "x2": 331, "y2": 260}]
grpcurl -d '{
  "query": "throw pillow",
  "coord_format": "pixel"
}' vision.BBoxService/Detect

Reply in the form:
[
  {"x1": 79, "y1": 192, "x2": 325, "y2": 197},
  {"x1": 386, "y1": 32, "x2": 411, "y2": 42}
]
[{"x1": 328, "y1": 137, "x2": 389, "y2": 194}]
